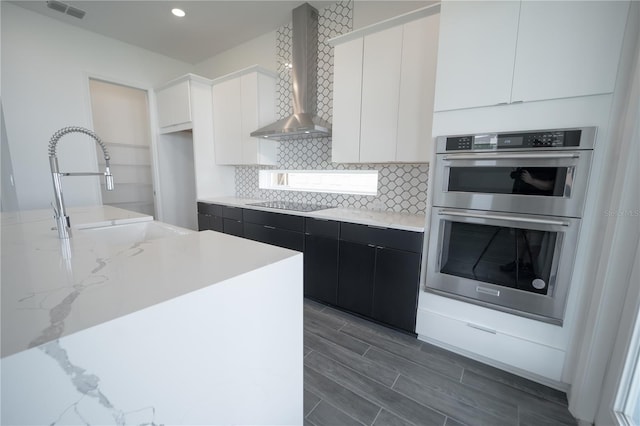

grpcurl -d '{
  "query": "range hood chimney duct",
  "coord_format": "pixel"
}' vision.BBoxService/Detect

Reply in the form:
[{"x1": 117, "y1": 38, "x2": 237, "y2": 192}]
[{"x1": 250, "y1": 3, "x2": 332, "y2": 140}]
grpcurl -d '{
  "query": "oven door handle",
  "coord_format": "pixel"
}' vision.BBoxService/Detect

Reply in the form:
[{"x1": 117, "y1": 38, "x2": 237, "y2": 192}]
[
  {"x1": 441, "y1": 152, "x2": 580, "y2": 161},
  {"x1": 438, "y1": 210, "x2": 570, "y2": 227}
]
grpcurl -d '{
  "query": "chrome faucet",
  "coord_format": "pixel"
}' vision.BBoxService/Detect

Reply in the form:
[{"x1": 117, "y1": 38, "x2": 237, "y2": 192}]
[{"x1": 48, "y1": 126, "x2": 114, "y2": 239}]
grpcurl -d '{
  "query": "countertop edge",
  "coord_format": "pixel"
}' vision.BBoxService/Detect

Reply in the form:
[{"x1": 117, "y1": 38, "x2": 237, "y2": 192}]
[{"x1": 197, "y1": 197, "x2": 426, "y2": 232}]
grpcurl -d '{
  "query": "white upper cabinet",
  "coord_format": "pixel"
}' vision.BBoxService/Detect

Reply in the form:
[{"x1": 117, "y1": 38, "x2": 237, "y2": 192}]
[
  {"x1": 212, "y1": 66, "x2": 277, "y2": 165},
  {"x1": 433, "y1": 1, "x2": 519, "y2": 111},
  {"x1": 396, "y1": 14, "x2": 440, "y2": 162},
  {"x1": 332, "y1": 37, "x2": 363, "y2": 163},
  {"x1": 156, "y1": 77, "x2": 201, "y2": 132},
  {"x1": 331, "y1": 6, "x2": 440, "y2": 164},
  {"x1": 434, "y1": 1, "x2": 630, "y2": 112},
  {"x1": 359, "y1": 25, "x2": 403, "y2": 163},
  {"x1": 511, "y1": 1, "x2": 629, "y2": 103},
  {"x1": 212, "y1": 78, "x2": 243, "y2": 163}
]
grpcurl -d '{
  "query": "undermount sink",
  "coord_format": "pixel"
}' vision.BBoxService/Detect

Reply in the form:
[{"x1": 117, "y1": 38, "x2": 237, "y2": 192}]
[{"x1": 77, "y1": 221, "x2": 193, "y2": 246}]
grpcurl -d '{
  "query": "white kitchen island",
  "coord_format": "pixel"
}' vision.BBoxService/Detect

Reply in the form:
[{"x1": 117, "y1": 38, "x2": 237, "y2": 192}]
[{"x1": 1, "y1": 206, "x2": 303, "y2": 425}]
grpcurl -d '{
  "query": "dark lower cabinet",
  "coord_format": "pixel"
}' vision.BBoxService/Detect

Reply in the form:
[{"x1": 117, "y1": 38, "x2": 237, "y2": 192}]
[
  {"x1": 197, "y1": 203, "x2": 223, "y2": 232},
  {"x1": 222, "y1": 206, "x2": 244, "y2": 237},
  {"x1": 223, "y1": 218, "x2": 244, "y2": 237},
  {"x1": 372, "y1": 247, "x2": 421, "y2": 333},
  {"x1": 337, "y1": 223, "x2": 423, "y2": 333},
  {"x1": 243, "y1": 210, "x2": 304, "y2": 251},
  {"x1": 244, "y1": 222, "x2": 303, "y2": 251},
  {"x1": 197, "y1": 202, "x2": 423, "y2": 333},
  {"x1": 304, "y1": 219, "x2": 340, "y2": 305},
  {"x1": 337, "y1": 240, "x2": 376, "y2": 317}
]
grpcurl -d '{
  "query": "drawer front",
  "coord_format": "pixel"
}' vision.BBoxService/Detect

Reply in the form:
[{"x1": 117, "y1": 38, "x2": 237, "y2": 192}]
[
  {"x1": 416, "y1": 308, "x2": 564, "y2": 381},
  {"x1": 244, "y1": 223, "x2": 303, "y2": 251},
  {"x1": 243, "y1": 209, "x2": 304, "y2": 232},
  {"x1": 197, "y1": 202, "x2": 223, "y2": 217},
  {"x1": 223, "y1": 218, "x2": 244, "y2": 237},
  {"x1": 305, "y1": 218, "x2": 340, "y2": 238},
  {"x1": 340, "y1": 223, "x2": 423, "y2": 253},
  {"x1": 222, "y1": 206, "x2": 243, "y2": 220}
]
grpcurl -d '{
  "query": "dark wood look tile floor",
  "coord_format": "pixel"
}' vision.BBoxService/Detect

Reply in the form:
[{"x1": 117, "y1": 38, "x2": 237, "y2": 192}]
[{"x1": 303, "y1": 299, "x2": 577, "y2": 426}]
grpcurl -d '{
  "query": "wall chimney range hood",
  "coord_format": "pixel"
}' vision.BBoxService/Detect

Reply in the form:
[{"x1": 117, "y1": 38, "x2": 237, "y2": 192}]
[{"x1": 251, "y1": 3, "x2": 332, "y2": 140}]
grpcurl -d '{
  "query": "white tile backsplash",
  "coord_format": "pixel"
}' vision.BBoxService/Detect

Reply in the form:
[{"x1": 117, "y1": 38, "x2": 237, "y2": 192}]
[{"x1": 235, "y1": 1, "x2": 428, "y2": 214}]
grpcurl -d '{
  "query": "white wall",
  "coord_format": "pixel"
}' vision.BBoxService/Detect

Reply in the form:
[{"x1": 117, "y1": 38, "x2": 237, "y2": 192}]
[
  {"x1": 0, "y1": 3, "x2": 191, "y2": 210},
  {"x1": 193, "y1": 31, "x2": 278, "y2": 79}
]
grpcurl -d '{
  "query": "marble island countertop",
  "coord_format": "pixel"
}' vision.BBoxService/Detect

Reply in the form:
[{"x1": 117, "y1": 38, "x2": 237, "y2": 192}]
[
  {"x1": 0, "y1": 204, "x2": 153, "y2": 228},
  {"x1": 1, "y1": 205, "x2": 300, "y2": 358},
  {"x1": 199, "y1": 196, "x2": 427, "y2": 232}
]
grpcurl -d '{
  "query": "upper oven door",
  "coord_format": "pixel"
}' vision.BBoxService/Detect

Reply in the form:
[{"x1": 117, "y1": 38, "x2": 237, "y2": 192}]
[{"x1": 433, "y1": 150, "x2": 593, "y2": 217}]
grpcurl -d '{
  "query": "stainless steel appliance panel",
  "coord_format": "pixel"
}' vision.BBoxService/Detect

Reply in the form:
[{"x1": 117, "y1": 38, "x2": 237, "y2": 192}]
[{"x1": 433, "y1": 150, "x2": 593, "y2": 217}]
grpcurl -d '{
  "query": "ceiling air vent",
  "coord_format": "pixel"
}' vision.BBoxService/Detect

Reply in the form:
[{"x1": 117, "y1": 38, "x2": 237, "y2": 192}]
[{"x1": 46, "y1": 0, "x2": 86, "y2": 19}]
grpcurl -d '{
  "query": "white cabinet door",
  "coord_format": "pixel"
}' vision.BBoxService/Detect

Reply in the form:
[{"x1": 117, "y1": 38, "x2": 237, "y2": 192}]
[
  {"x1": 212, "y1": 68, "x2": 276, "y2": 166},
  {"x1": 157, "y1": 80, "x2": 192, "y2": 128},
  {"x1": 512, "y1": 1, "x2": 629, "y2": 103},
  {"x1": 433, "y1": 1, "x2": 520, "y2": 112},
  {"x1": 332, "y1": 37, "x2": 364, "y2": 163},
  {"x1": 212, "y1": 78, "x2": 242, "y2": 165},
  {"x1": 396, "y1": 14, "x2": 439, "y2": 163},
  {"x1": 253, "y1": 72, "x2": 277, "y2": 165},
  {"x1": 359, "y1": 25, "x2": 403, "y2": 163},
  {"x1": 240, "y1": 72, "x2": 259, "y2": 165}
]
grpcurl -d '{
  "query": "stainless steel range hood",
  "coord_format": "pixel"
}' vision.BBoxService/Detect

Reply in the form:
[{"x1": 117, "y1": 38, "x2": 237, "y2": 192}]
[{"x1": 250, "y1": 3, "x2": 331, "y2": 140}]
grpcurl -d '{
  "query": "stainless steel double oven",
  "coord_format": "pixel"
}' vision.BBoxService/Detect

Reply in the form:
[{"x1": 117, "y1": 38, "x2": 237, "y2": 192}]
[{"x1": 426, "y1": 127, "x2": 596, "y2": 324}]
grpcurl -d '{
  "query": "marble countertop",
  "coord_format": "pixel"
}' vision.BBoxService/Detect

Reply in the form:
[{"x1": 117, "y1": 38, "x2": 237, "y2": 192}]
[
  {"x1": 199, "y1": 197, "x2": 426, "y2": 232},
  {"x1": 1, "y1": 206, "x2": 299, "y2": 358}
]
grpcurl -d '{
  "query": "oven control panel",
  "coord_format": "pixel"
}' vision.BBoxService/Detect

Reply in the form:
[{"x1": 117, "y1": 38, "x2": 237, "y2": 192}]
[{"x1": 443, "y1": 129, "x2": 584, "y2": 152}]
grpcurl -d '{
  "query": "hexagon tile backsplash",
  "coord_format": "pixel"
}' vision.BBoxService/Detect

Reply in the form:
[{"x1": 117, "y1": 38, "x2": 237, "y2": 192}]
[{"x1": 234, "y1": 1, "x2": 429, "y2": 215}]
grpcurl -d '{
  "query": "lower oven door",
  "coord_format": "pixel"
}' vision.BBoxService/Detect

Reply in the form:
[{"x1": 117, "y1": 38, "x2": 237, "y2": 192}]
[{"x1": 426, "y1": 207, "x2": 581, "y2": 324}]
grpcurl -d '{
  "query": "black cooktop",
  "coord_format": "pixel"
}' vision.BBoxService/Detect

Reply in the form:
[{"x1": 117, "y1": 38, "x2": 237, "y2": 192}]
[{"x1": 248, "y1": 200, "x2": 334, "y2": 212}]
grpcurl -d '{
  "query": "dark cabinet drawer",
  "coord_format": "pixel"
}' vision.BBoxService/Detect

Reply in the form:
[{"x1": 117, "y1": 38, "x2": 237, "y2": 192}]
[
  {"x1": 340, "y1": 223, "x2": 423, "y2": 253},
  {"x1": 305, "y1": 218, "x2": 340, "y2": 238},
  {"x1": 243, "y1": 209, "x2": 304, "y2": 232},
  {"x1": 244, "y1": 223, "x2": 303, "y2": 251},
  {"x1": 197, "y1": 202, "x2": 223, "y2": 217},
  {"x1": 223, "y1": 218, "x2": 244, "y2": 237},
  {"x1": 222, "y1": 206, "x2": 243, "y2": 221}
]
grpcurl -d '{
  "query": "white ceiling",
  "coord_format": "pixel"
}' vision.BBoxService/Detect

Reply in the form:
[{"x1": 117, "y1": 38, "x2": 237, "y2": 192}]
[{"x1": 11, "y1": 0, "x2": 335, "y2": 64}]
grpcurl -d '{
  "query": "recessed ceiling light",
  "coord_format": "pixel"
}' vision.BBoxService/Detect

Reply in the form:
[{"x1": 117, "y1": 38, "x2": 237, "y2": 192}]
[{"x1": 171, "y1": 8, "x2": 186, "y2": 17}]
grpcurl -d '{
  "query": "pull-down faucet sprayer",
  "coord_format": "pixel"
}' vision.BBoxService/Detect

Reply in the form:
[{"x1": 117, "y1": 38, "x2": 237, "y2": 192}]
[{"x1": 48, "y1": 126, "x2": 114, "y2": 239}]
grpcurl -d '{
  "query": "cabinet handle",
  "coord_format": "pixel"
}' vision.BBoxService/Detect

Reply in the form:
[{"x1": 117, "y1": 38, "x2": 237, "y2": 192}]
[
  {"x1": 376, "y1": 245, "x2": 385, "y2": 249},
  {"x1": 466, "y1": 323, "x2": 497, "y2": 334},
  {"x1": 264, "y1": 225, "x2": 276, "y2": 230},
  {"x1": 495, "y1": 102, "x2": 509, "y2": 106},
  {"x1": 438, "y1": 209, "x2": 570, "y2": 227},
  {"x1": 367, "y1": 244, "x2": 376, "y2": 248},
  {"x1": 511, "y1": 100, "x2": 524, "y2": 104}
]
